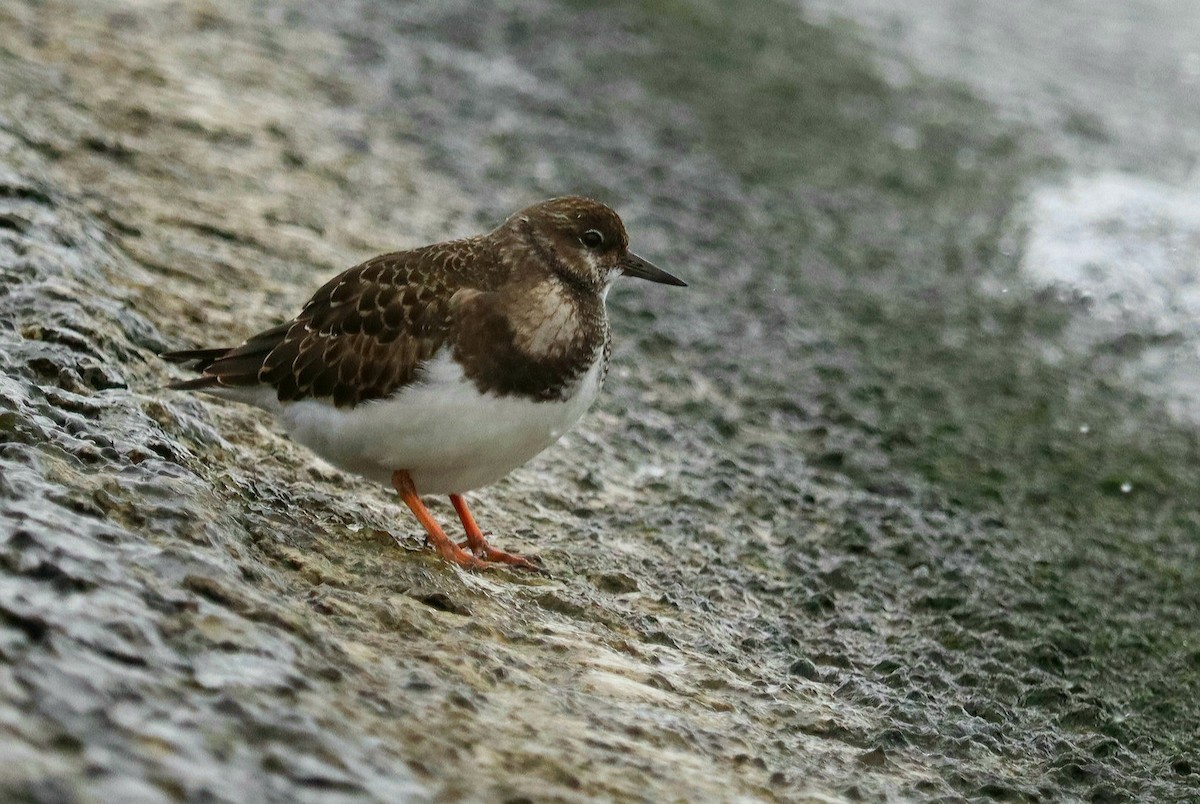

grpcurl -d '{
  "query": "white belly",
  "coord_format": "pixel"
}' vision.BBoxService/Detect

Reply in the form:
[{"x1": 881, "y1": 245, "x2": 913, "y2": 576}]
[{"x1": 271, "y1": 350, "x2": 605, "y2": 494}]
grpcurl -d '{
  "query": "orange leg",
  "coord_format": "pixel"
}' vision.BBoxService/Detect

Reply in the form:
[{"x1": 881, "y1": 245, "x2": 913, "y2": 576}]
[
  {"x1": 391, "y1": 471, "x2": 488, "y2": 571},
  {"x1": 450, "y1": 493, "x2": 541, "y2": 571}
]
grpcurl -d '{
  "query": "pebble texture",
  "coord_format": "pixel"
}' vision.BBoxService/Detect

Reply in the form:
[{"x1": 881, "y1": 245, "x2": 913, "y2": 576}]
[{"x1": 1, "y1": 1, "x2": 1198, "y2": 801}]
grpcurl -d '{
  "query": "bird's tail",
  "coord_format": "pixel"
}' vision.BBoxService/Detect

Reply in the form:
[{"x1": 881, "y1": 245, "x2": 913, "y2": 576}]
[
  {"x1": 161, "y1": 321, "x2": 292, "y2": 391},
  {"x1": 160, "y1": 347, "x2": 234, "y2": 390}
]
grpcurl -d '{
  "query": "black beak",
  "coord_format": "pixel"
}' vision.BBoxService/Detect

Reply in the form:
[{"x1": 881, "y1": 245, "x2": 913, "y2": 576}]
[{"x1": 621, "y1": 252, "x2": 687, "y2": 287}]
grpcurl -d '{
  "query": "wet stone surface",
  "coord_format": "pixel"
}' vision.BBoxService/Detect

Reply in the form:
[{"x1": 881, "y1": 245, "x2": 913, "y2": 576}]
[{"x1": 1, "y1": 0, "x2": 1198, "y2": 801}]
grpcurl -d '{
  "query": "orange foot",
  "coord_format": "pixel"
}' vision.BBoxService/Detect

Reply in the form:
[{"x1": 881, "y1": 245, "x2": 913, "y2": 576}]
[
  {"x1": 390, "y1": 470, "x2": 541, "y2": 572},
  {"x1": 450, "y1": 494, "x2": 542, "y2": 571}
]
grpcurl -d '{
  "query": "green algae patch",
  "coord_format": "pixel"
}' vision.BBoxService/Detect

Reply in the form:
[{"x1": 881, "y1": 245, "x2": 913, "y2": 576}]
[{"x1": 587, "y1": 0, "x2": 1200, "y2": 797}]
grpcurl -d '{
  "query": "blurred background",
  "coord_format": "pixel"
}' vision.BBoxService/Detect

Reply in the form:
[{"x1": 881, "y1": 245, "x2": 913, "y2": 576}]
[{"x1": 0, "y1": 0, "x2": 1197, "y2": 801}]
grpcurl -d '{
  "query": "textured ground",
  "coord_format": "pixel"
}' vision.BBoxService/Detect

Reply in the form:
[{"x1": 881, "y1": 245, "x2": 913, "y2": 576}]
[{"x1": 1, "y1": 0, "x2": 1197, "y2": 801}]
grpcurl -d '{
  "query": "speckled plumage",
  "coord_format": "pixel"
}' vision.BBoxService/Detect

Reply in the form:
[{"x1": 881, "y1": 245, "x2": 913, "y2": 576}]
[
  {"x1": 166, "y1": 197, "x2": 673, "y2": 408},
  {"x1": 163, "y1": 196, "x2": 685, "y2": 570}
]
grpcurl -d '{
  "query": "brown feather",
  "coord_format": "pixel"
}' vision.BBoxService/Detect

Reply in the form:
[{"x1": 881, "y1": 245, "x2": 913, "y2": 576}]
[
  {"x1": 165, "y1": 238, "x2": 511, "y2": 407},
  {"x1": 162, "y1": 196, "x2": 670, "y2": 409}
]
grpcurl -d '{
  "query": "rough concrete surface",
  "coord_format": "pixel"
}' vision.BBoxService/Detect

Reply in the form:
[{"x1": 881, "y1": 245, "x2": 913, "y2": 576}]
[{"x1": 1, "y1": 0, "x2": 1197, "y2": 801}]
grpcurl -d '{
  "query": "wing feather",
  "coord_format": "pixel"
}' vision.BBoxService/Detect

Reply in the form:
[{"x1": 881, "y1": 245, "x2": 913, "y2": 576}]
[{"x1": 165, "y1": 237, "x2": 506, "y2": 407}]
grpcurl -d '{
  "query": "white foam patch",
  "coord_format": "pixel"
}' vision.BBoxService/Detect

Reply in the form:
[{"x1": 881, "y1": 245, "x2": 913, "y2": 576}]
[{"x1": 1021, "y1": 171, "x2": 1200, "y2": 422}]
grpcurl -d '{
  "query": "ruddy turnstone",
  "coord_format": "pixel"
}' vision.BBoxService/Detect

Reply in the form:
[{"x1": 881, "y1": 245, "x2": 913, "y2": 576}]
[{"x1": 163, "y1": 196, "x2": 685, "y2": 571}]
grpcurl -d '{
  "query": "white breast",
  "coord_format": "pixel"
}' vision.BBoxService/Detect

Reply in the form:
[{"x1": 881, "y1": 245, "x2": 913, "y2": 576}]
[{"x1": 270, "y1": 349, "x2": 606, "y2": 495}]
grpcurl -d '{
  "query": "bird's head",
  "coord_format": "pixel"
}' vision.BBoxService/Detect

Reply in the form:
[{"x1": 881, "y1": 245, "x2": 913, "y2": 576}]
[{"x1": 500, "y1": 196, "x2": 686, "y2": 293}]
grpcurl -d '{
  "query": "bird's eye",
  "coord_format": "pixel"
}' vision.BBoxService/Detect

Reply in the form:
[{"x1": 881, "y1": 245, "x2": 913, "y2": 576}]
[{"x1": 580, "y1": 229, "x2": 604, "y2": 249}]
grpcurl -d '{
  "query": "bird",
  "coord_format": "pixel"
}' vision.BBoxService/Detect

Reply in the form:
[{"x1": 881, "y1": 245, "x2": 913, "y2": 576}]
[{"x1": 162, "y1": 196, "x2": 686, "y2": 571}]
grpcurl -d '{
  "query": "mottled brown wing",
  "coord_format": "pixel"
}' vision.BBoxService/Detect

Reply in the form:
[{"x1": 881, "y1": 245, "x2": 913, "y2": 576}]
[{"x1": 171, "y1": 237, "x2": 504, "y2": 407}]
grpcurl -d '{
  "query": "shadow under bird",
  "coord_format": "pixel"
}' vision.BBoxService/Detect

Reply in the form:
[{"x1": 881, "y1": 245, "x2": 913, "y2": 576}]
[{"x1": 163, "y1": 196, "x2": 686, "y2": 571}]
